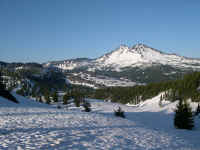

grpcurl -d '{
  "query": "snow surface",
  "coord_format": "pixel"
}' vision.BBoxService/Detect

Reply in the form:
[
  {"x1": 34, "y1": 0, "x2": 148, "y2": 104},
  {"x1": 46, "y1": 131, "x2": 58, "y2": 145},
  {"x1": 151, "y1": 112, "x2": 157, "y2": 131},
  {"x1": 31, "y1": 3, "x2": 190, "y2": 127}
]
[{"x1": 0, "y1": 93, "x2": 200, "y2": 150}]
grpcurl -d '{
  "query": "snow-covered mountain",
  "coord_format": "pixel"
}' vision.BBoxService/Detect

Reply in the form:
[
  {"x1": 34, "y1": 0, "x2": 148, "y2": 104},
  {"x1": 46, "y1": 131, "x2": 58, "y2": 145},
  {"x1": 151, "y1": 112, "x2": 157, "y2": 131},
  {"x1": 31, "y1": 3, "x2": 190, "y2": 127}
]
[
  {"x1": 47, "y1": 44, "x2": 200, "y2": 72},
  {"x1": 43, "y1": 44, "x2": 200, "y2": 86},
  {"x1": 95, "y1": 44, "x2": 200, "y2": 70}
]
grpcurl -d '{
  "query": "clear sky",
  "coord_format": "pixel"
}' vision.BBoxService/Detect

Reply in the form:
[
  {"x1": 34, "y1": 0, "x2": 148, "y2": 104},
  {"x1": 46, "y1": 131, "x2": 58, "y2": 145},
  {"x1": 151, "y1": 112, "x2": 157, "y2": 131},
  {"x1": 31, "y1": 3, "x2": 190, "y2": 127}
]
[{"x1": 0, "y1": 0, "x2": 200, "y2": 63}]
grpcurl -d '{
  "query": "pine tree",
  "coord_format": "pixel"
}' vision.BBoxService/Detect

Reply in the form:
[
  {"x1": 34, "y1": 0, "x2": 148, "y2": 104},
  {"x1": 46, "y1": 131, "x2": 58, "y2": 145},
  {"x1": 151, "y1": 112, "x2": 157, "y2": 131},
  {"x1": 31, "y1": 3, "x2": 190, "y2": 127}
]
[
  {"x1": 0, "y1": 71, "x2": 18, "y2": 103},
  {"x1": 39, "y1": 96, "x2": 43, "y2": 103},
  {"x1": 174, "y1": 98, "x2": 194, "y2": 130},
  {"x1": 159, "y1": 95, "x2": 163, "y2": 107},
  {"x1": 52, "y1": 91, "x2": 58, "y2": 103},
  {"x1": 74, "y1": 95, "x2": 81, "y2": 107},
  {"x1": 114, "y1": 106, "x2": 125, "y2": 118},
  {"x1": 63, "y1": 93, "x2": 70, "y2": 105},
  {"x1": 83, "y1": 101, "x2": 91, "y2": 112},
  {"x1": 0, "y1": 71, "x2": 5, "y2": 91},
  {"x1": 45, "y1": 95, "x2": 51, "y2": 104},
  {"x1": 195, "y1": 103, "x2": 200, "y2": 116},
  {"x1": 44, "y1": 91, "x2": 51, "y2": 104}
]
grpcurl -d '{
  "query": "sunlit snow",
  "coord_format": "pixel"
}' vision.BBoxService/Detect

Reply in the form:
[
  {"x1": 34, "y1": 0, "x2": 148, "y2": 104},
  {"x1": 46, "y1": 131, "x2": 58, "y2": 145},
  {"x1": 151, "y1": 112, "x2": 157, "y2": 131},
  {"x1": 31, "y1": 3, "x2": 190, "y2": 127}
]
[{"x1": 0, "y1": 93, "x2": 200, "y2": 150}]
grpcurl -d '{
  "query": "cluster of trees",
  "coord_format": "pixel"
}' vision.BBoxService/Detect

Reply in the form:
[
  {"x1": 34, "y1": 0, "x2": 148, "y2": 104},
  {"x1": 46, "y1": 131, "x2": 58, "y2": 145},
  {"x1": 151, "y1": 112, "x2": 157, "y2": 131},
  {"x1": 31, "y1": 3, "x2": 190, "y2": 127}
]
[
  {"x1": 38, "y1": 88, "x2": 91, "y2": 112},
  {"x1": 0, "y1": 68, "x2": 19, "y2": 91},
  {"x1": 93, "y1": 72, "x2": 200, "y2": 104},
  {"x1": 174, "y1": 97, "x2": 200, "y2": 130},
  {"x1": 174, "y1": 98, "x2": 194, "y2": 130},
  {"x1": 0, "y1": 72, "x2": 5, "y2": 91},
  {"x1": 0, "y1": 67, "x2": 95, "y2": 105},
  {"x1": 63, "y1": 90, "x2": 86, "y2": 106},
  {"x1": 62, "y1": 90, "x2": 91, "y2": 112},
  {"x1": 0, "y1": 71, "x2": 18, "y2": 103},
  {"x1": 16, "y1": 80, "x2": 32, "y2": 96}
]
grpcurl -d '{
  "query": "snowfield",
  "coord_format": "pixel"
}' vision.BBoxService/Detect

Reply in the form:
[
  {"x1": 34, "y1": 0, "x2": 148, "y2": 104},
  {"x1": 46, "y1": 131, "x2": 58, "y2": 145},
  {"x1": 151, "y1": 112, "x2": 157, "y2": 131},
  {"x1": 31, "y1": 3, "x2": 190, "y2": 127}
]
[{"x1": 0, "y1": 93, "x2": 200, "y2": 150}]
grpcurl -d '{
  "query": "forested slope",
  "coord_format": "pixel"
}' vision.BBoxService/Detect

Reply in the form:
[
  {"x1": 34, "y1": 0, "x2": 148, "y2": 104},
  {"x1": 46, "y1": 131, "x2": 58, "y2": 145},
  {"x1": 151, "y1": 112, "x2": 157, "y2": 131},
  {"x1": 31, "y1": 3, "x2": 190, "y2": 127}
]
[{"x1": 93, "y1": 72, "x2": 200, "y2": 104}]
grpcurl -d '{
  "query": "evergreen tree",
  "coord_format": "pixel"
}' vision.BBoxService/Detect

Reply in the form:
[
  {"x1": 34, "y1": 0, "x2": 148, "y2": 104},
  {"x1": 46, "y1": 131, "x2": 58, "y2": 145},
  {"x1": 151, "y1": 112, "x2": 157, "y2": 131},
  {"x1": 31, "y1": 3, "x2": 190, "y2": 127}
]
[
  {"x1": 63, "y1": 93, "x2": 70, "y2": 105},
  {"x1": 0, "y1": 71, "x2": 18, "y2": 103},
  {"x1": 195, "y1": 103, "x2": 200, "y2": 116},
  {"x1": 159, "y1": 95, "x2": 163, "y2": 107},
  {"x1": 74, "y1": 95, "x2": 81, "y2": 107},
  {"x1": 73, "y1": 90, "x2": 85, "y2": 107},
  {"x1": 114, "y1": 106, "x2": 125, "y2": 118},
  {"x1": 45, "y1": 95, "x2": 51, "y2": 104},
  {"x1": 174, "y1": 98, "x2": 194, "y2": 130},
  {"x1": 83, "y1": 101, "x2": 91, "y2": 112},
  {"x1": 52, "y1": 91, "x2": 58, "y2": 103},
  {"x1": 0, "y1": 71, "x2": 5, "y2": 91},
  {"x1": 39, "y1": 96, "x2": 43, "y2": 103},
  {"x1": 44, "y1": 92, "x2": 51, "y2": 104}
]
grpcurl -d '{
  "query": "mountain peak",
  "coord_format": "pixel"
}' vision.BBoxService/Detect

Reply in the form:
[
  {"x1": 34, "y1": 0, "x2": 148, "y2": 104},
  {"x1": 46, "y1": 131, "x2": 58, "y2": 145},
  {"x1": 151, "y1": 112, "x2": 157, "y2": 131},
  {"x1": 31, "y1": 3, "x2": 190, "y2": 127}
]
[
  {"x1": 131, "y1": 43, "x2": 166, "y2": 55},
  {"x1": 131, "y1": 43, "x2": 151, "y2": 55},
  {"x1": 119, "y1": 44, "x2": 129, "y2": 49},
  {"x1": 133, "y1": 43, "x2": 145, "y2": 48},
  {"x1": 132, "y1": 43, "x2": 150, "y2": 49},
  {"x1": 116, "y1": 45, "x2": 129, "y2": 52},
  {"x1": 113, "y1": 43, "x2": 152, "y2": 55}
]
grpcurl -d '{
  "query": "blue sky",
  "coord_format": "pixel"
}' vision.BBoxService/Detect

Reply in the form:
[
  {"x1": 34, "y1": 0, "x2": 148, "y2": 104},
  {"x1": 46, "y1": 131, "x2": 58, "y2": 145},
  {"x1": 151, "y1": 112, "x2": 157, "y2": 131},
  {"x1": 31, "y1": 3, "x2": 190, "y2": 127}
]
[{"x1": 0, "y1": 0, "x2": 200, "y2": 63}]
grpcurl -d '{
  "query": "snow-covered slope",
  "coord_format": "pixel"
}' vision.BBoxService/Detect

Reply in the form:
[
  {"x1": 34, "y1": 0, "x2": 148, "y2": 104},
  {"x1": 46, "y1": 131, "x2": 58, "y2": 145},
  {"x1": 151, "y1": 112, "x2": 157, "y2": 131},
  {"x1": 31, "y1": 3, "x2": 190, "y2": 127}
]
[
  {"x1": 0, "y1": 93, "x2": 50, "y2": 108},
  {"x1": 0, "y1": 93, "x2": 200, "y2": 149}
]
